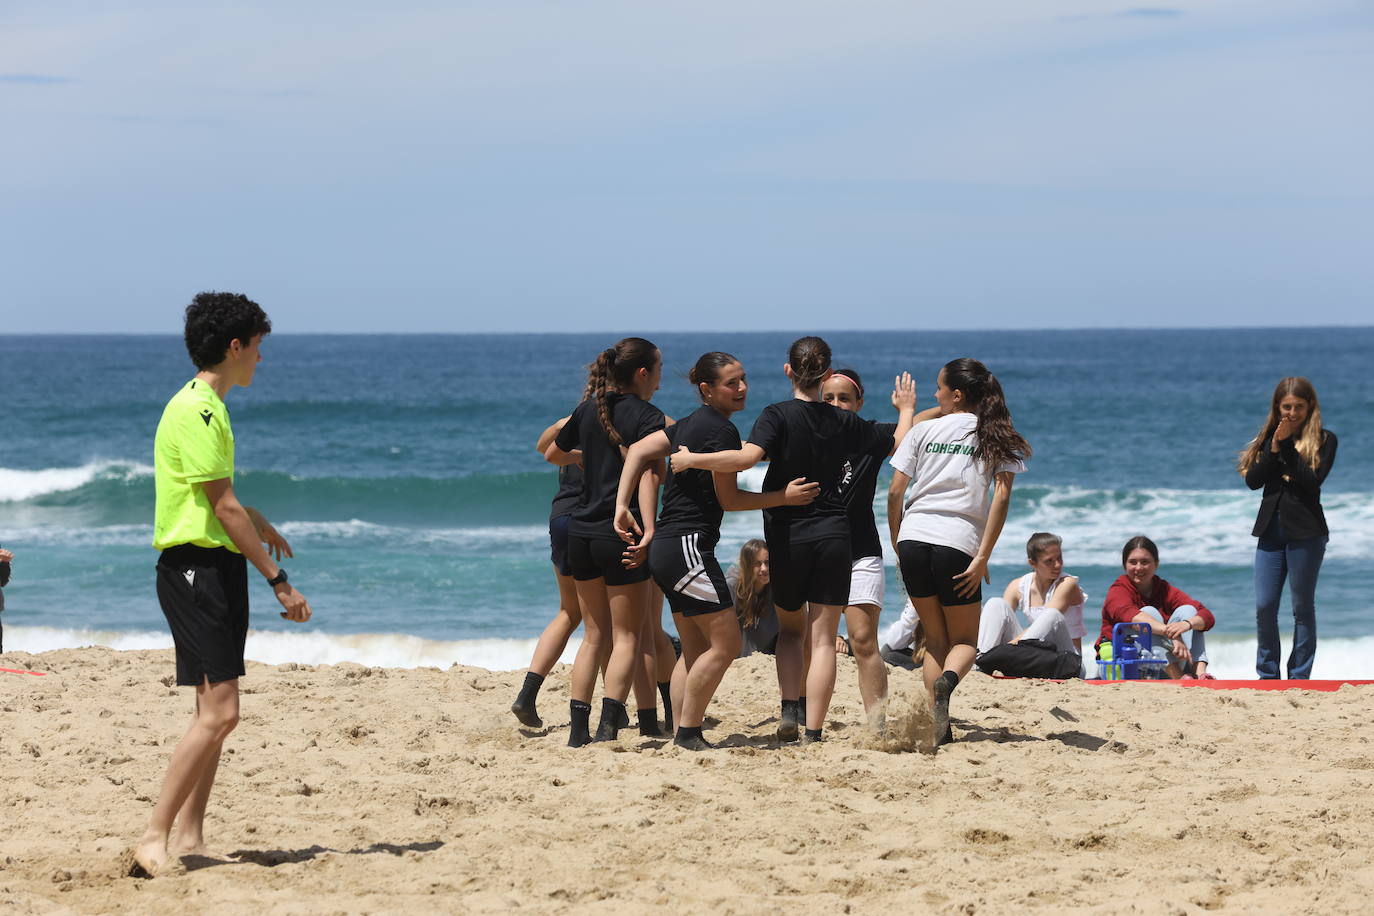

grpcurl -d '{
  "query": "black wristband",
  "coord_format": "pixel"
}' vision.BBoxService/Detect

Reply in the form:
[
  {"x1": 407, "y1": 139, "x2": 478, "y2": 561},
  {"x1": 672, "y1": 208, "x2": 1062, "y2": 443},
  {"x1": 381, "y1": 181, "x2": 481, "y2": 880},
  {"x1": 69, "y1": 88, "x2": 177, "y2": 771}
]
[{"x1": 266, "y1": 568, "x2": 289, "y2": 587}]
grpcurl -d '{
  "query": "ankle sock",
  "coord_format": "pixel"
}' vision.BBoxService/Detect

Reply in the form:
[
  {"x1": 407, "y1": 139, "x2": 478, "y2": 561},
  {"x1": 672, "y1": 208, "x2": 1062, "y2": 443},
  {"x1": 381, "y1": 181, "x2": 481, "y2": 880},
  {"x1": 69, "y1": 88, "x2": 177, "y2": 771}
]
[
  {"x1": 595, "y1": 698, "x2": 626, "y2": 740},
  {"x1": 657, "y1": 682, "x2": 673, "y2": 731},
  {"x1": 637, "y1": 708, "x2": 661, "y2": 736},
  {"x1": 567, "y1": 700, "x2": 592, "y2": 748},
  {"x1": 803, "y1": 727, "x2": 823, "y2": 743},
  {"x1": 778, "y1": 699, "x2": 801, "y2": 741},
  {"x1": 673, "y1": 726, "x2": 712, "y2": 751},
  {"x1": 511, "y1": 671, "x2": 545, "y2": 726},
  {"x1": 938, "y1": 670, "x2": 960, "y2": 692}
]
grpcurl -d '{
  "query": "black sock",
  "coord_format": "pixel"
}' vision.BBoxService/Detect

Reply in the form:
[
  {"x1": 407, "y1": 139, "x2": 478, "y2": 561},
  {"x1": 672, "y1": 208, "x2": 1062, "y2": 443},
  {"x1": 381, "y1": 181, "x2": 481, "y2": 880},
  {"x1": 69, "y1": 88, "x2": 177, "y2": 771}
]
[
  {"x1": 798, "y1": 696, "x2": 807, "y2": 720},
  {"x1": 673, "y1": 725, "x2": 712, "y2": 750},
  {"x1": 804, "y1": 728, "x2": 823, "y2": 742},
  {"x1": 781, "y1": 698, "x2": 800, "y2": 720},
  {"x1": 637, "y1": 708, "x2": 661, "y2": 736},
  {"x1": 595, "y1": 698, "x2": 626, "y2": 740},
  {"x1": 511, "y1": 671, "x2": 546, "y2": 727},
  {"x1": 657, "y1": 682, "x2": 673, "y2": 731},
  {"x1": 516, "y1": 671, "x2": 543, "y2": 705},
  {"x1": 567, "y1": 700, "x2": 592, "y2": 748},
  {"x1": 939, "y1": 670, "x2": 960, "y2": 692}
]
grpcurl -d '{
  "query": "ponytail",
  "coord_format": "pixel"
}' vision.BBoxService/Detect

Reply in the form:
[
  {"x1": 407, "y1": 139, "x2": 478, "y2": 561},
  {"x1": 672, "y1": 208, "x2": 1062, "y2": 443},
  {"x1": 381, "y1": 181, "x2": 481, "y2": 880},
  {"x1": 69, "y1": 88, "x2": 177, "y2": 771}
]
[
  {"x1": 942, "y1": 357, "x2": 1031, "y2": 469},
  {"x1": 787, "y1": 336, "x2": 831, "y2": 392},
  {"x1": 583, "y1": 338, "x2": 659, "y2": 446}
]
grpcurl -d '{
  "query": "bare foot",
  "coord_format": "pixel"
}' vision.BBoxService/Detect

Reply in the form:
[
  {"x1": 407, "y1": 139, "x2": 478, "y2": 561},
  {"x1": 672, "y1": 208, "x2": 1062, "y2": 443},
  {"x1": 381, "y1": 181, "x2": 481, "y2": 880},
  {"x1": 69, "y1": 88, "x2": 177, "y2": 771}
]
[
  {"x1": 170, "y1": 840, "x2": 211, "y2": 858},
  {"x1": 132, "y1": 833, "x2": 168, "y2": 878}
]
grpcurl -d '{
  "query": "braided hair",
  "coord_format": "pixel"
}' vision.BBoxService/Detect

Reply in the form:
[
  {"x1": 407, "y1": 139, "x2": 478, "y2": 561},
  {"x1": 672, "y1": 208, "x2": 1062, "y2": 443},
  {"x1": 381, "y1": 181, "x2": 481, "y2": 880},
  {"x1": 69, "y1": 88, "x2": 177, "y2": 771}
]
[{"x1": 584, "y1": 337, "x2": 659, "y2": 446}]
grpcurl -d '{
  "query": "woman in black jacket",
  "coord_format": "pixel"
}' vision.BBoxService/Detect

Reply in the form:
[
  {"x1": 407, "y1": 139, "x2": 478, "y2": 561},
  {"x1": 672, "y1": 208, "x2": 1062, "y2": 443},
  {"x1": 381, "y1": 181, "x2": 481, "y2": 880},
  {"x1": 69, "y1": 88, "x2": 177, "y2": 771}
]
[{"x1": 1238, "y1": 377, "x2": 1337, "y2": 679}]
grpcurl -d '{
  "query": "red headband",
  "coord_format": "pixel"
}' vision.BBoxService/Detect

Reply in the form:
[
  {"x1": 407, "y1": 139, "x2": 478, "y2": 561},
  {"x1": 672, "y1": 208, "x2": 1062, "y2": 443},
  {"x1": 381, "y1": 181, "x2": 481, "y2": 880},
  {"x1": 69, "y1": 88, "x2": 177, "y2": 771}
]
[{"x1": 832, "y1": 371, "x2": 863, "y2": 398}]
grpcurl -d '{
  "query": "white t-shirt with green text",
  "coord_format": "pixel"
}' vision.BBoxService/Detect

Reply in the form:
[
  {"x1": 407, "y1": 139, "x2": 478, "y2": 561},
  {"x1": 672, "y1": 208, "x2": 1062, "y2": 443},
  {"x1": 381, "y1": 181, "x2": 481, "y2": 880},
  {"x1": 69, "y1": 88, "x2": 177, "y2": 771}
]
[{"x1": 890, "y1": 412, "x2": 1025, "y2": 557}]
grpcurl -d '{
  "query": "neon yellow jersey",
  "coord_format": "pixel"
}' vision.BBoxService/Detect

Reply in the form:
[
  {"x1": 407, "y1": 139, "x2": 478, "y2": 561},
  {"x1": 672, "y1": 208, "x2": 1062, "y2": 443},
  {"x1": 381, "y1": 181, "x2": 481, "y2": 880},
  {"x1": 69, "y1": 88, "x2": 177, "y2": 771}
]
[{"x1": 153, "y1": 379, "x2": 238, "y2": 552}]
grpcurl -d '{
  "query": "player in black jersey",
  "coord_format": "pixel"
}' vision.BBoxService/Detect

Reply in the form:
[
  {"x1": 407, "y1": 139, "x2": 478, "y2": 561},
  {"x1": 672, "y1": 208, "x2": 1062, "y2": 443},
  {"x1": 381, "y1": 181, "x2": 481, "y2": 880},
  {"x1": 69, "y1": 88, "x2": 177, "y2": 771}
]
[
  {"x1": 545, "y1": 338, "x2": 665, "y2": 747},
  {"x1": 613, "y1": 352, "x2": 818, "y2": 750},
  {"x1": 671, "y1": 337, "x2": 886, "y2": 744},
  {"x1": 511, "y1": 417, "x2": 595, "y2": 729},
  {"x1": 820, "y1": 366, "x2": 930, "y2": 724}
]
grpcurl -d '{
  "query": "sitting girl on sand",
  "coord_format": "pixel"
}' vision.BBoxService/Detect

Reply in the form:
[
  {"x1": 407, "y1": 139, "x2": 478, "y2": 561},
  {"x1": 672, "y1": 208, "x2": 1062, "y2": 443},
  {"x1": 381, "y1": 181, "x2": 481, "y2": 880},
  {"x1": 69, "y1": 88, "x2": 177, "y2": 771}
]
[
  {"x1": 727, "y1": 539, "x2": 778, "y2": 658},
  {"x1": 1099, "y1": 535, "x2": 1216, "y2": 679},
  {"x1": 978, "y1": 532, "x2": 1087, "y2": 657}
]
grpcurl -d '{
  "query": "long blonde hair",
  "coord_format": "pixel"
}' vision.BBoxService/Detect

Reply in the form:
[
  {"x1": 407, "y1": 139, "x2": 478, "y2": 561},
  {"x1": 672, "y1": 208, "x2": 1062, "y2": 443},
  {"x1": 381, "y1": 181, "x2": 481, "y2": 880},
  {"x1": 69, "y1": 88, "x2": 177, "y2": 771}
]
[
  {"x1": 1237, "y1": 377, "x2": 1325, "y2": 474},
  {"x1": 734, "y1": 539, "x2": 770, "y2": 628}
]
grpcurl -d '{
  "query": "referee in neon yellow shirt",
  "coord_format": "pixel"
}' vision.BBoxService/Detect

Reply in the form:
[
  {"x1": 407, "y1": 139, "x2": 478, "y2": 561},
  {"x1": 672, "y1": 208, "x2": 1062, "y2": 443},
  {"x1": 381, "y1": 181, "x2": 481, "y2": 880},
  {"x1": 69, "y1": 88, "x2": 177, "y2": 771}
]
[{"x1": 134, "y1": 291, "x2": 313, "y2": 877}]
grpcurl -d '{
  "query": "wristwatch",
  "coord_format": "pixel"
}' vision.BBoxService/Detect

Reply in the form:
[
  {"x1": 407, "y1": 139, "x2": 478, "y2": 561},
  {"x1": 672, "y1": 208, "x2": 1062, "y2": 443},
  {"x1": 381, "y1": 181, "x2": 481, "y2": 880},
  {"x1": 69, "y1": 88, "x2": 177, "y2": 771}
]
[{"x1": 266, "y1": 568, "x2": 289, "y2": 587}]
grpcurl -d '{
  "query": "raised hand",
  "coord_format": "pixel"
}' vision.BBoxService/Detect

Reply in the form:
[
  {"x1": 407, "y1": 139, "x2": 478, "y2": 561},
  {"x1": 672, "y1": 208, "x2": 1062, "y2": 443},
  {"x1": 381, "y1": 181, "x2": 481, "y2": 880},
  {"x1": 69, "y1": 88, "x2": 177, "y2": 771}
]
[{"x1": 891, "y1": 372, "x2": 916, "y2": 412}]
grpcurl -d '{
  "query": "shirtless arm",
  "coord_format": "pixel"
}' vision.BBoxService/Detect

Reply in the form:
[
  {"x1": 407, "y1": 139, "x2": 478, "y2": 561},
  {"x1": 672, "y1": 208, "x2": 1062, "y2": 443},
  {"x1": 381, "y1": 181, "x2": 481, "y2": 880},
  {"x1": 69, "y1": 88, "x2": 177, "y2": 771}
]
[
  {"x1": 613, "y1": 430, "x2": 672, "y2": 542},
  {"x1": 204, "y1": 478, "x2": 310, "y2": 621},
  {"x1": 887, "y1": 469, "x2": 911, "y2": 554},
  {"x1": 713, "y1": 471, "x2": 819, "y2": 511},
  {"x1": 671, "y1": 442, "x2": 766, "y2": 474}
]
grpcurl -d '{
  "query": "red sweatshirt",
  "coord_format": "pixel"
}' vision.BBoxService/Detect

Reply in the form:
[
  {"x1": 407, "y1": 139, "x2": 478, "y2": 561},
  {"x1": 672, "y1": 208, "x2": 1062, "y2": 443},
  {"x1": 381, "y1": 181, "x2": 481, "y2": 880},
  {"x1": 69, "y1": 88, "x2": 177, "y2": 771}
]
[{"x1": 1097, "y1": 574, "x2": 1215, "y2": 646}]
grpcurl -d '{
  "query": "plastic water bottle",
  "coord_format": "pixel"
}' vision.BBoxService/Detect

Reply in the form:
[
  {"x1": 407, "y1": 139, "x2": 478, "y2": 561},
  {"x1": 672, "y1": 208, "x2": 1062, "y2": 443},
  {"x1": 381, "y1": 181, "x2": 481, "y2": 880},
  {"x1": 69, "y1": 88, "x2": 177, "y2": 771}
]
[
  {"x1": 1119, "y1": 636, "x2": 1141, "y2": 679},
  {"x1": 1097, "y1": 642, "x2": 1117, "y2": 680}
]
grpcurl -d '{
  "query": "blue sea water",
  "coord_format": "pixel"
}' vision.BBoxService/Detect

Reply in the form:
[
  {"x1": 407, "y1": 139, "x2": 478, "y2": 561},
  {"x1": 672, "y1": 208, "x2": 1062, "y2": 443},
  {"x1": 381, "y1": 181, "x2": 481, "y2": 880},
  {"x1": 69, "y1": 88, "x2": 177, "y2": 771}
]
[{"x1": 2, "y1": 329, "x2": 1371, "y2": 675}]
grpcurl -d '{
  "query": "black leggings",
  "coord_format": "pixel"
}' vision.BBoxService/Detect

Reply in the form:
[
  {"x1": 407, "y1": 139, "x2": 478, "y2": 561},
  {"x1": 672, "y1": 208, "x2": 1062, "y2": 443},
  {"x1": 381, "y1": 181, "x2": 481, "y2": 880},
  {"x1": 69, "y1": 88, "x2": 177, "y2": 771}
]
[{"x1": 897, "y1": 540, "x2": 980, "y2": 606}]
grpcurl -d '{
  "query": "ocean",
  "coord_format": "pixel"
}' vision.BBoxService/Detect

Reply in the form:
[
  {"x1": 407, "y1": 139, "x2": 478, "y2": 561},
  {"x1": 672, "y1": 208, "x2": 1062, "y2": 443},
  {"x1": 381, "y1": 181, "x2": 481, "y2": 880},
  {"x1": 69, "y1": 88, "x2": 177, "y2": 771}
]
[{"x1": 2, "y1": 329, "x2": 1370, "y2": 677}]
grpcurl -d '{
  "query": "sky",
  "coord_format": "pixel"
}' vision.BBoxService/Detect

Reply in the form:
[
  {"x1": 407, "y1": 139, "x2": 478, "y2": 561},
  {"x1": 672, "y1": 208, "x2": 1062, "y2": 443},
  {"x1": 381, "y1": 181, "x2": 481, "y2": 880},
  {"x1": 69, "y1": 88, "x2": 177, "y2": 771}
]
[{"x1": 1, "y1": 1, "x2": 1371, "y2": 333}]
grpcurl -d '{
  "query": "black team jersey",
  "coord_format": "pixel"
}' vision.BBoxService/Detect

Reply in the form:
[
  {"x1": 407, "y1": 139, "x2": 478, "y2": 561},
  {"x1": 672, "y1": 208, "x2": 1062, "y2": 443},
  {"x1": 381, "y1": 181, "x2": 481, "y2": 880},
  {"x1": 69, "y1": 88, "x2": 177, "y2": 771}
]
[
  {"x1": 748, "y1": 399, "x2": 885, "y2": 544},
  {"x1": 656, "y1": 405, "x2": 741, "y2": 547},
  {"x1": 554, "y1": 393, "x2": 665, "y2": 539},
  {"x1": 550, "y1": 463, "x2": 584, "y2": 520},
  {"x1": 839, "y1": 420, "x2": 898, "y2": 560}
]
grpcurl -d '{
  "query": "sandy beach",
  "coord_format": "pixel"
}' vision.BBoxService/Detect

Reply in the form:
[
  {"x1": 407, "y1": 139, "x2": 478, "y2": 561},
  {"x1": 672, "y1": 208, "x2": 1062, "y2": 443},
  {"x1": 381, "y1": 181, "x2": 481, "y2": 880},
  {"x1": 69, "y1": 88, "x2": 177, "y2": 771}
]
[{"x1": 3, "y1": 646, "x2": 1373, "y2": 914}]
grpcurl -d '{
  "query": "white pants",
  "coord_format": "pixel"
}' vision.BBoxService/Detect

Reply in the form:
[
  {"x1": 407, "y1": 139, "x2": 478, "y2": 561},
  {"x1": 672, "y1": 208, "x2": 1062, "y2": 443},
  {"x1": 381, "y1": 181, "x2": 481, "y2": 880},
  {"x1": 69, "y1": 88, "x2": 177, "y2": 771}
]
[
  {"x1": 977, "y1": 597, "x2": 1076, "y2": 655},
  {"x1": 879, "y1": 599, "x2": 919, "y2": 653}
]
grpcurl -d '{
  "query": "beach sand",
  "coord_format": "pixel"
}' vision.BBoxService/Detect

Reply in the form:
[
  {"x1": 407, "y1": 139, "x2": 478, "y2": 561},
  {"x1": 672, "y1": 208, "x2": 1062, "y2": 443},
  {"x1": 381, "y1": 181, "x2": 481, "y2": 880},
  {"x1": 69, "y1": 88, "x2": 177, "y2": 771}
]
[{"x1": 3, "y1": 647, "x2": 1373, "y2": 914}]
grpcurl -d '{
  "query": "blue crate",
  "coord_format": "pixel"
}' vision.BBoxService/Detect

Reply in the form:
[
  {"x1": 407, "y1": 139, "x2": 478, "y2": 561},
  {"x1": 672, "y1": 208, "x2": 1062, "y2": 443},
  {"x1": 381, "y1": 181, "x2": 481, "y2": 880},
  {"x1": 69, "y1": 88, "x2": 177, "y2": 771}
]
[{"x1": 1096, "y1": 622, "x2": 1169, "y2": 680}]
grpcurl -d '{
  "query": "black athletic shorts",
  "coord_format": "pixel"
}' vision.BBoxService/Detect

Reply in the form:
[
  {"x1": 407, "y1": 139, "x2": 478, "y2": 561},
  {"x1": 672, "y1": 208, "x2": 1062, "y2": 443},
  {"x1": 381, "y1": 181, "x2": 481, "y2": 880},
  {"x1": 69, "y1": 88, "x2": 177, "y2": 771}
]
[
  {"x1": 649, "y1": 533, "x2": 732, "y2": 617},
  {"x1": 155, "y1": 544, "x2": 250, "y2": 686},
  {"x1": 897, "y1": 540, "x2": 980, "y2": 606},
  {"x1": 549, "y1": 514, "x2": 574, "y2": 577},
  {"x1": 765, "y1": 534, "x2": 852, "y2": 612},
  {"x1": 568, "y1": 534, "x2": 651, "y2": 586}
]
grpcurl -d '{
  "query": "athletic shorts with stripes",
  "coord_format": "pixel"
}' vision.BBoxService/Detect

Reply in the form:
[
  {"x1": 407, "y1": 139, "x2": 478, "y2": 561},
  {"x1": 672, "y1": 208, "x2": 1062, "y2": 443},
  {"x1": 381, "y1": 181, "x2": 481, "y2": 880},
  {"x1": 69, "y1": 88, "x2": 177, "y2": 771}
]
[{"x1": 648, "y1": 532, "x2": 733, "y2": 617}]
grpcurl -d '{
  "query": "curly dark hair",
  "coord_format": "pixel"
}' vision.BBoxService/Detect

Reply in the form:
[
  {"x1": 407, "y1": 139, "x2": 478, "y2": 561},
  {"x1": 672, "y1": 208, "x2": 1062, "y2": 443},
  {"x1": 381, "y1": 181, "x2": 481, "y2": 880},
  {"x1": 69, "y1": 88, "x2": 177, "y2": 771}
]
[{"x1": 183, "y1": 291, "x2": 272, "y2": 369}]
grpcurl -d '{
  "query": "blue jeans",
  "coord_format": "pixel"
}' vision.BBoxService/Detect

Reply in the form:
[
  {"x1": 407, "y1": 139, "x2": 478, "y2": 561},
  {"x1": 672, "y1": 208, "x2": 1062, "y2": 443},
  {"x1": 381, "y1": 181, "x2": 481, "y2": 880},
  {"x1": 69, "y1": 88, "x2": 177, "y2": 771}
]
[
  {"x1": 1254, "y1": 529, "x2": 1327, "y2": 679},
  {"x1": 1139, "y1": 606, "x2": 1208, "y2": 672}
]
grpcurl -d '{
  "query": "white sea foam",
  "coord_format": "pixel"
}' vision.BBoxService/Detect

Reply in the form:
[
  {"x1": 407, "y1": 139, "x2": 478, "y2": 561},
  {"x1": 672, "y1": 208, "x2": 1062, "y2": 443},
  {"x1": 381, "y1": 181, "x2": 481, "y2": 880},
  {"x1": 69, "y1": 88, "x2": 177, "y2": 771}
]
[
  {"x1": 6, "y1": 625, "x2": 1374, "y2": 679},
  {"x1": 2, "y1": 626, "x2": 581, "y2": 671},
  {"x1": 998, "y1": 487, "x2": 1374, "y2": 566},
  {"x1": 0, "y1": 461, "x2": 152, "y2": 502}
]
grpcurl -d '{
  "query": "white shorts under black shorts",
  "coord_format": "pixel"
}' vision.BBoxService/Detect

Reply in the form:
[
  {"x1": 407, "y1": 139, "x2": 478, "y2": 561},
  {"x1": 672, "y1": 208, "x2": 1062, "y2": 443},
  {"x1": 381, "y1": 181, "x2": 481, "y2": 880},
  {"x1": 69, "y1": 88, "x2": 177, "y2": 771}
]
[{"x1": 847, "y1": 555, "x2": 885, "y2": 609}]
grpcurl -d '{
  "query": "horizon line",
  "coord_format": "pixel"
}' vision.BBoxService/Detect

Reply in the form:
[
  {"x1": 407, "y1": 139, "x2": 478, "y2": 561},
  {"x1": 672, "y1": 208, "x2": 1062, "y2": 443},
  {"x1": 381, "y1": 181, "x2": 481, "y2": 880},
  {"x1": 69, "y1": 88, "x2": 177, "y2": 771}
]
[{"x1": 3, "y1": 323, "x2": 1373, "y2": 337}]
